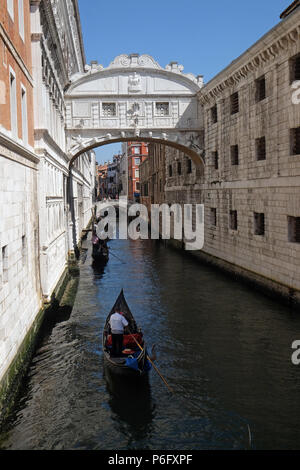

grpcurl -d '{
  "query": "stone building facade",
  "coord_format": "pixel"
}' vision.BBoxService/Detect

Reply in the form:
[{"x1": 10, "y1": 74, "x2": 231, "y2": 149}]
[
  {"x1": 141, "y1": 7, "x2": 300, "y2": 303},
  {"x1": 0, "y1": 1, "x2": 95, "y2": 407},
  {"x1": 140, "y1": 143, "x2": 166, "y2": 217},
  {"x1": 31, "y1": 0, "x2": 95, "y2": 299},
  {"x1": 0, "y1": 0, "x2": 41, "y2": 390}
]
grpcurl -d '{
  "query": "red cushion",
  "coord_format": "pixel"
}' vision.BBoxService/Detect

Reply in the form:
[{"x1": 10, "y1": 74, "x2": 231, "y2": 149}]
[{"x1": 106, "y1": 333, "x2": 143, "y2": 348}]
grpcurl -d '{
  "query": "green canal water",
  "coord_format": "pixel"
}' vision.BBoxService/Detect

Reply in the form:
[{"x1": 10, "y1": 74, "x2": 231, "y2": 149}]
[{"x1": 0, "y1": 237, "x2": 300, "y2": 450}]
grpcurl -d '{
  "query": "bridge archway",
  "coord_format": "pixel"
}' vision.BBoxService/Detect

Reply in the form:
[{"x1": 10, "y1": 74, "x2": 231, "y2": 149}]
[{"x1": 65, "y1": 54, "x2": 205, "y2": 168}]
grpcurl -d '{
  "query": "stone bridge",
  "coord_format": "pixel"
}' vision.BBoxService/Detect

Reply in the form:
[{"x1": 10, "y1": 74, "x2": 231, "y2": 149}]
[{"x1": 64, "y1": 54, "x2": 205, "y2": 168}]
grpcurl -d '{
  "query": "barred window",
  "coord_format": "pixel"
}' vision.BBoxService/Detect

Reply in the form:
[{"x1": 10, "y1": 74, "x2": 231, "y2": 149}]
[
  {"x1": 230, "y1": 92, "x2": 239, "y2": 115},
  {"x1": 256, "y1": 136, "x2": 266, "y2": 161},
  {"x1": 210, "y1": 208, "x2": 217, "y2": 226},
  {"x1": 211, "y1": 105, "x2": 218, "y2": 124},
  {"x1": 230, "y1": 210, "x2": 238, "y2": 230},
  {"x1": 256, "y1": 76, "x2": 266, "y2": 102},
  {"x1": 288, "y1": 216, "x2": 300, "y2": 243},
  {"x1": 290, "y1": 53, "x2": 300, "y2": 82},
  {"x1": 213, "y1": 151, "x2": 219, "y2": 169},
  {"x1": 156, "y1": 102, "x2": 169, "y2": 116},
  {"x1": 102, "y1": 103, "x2": 116, "y2": 117},
  {"x1": 290, "y1": 127, "x2": 300, "y2": 155},
  {"x1": 231, "y1": 145, "x2": 239, "y2": 165},
  {"x1": 254, "y1": 212, "x2": 265, "y2": 236}
]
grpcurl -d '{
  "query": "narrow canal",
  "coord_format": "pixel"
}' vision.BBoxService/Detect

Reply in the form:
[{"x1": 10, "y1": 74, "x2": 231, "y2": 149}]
[{"x1": 0, "y1": 236, "x2": 300, "y2": 450}]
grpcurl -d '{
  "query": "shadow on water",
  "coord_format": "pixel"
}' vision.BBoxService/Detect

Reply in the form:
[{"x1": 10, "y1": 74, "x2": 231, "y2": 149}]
[{"x1": 104, "y1": 366, "x2": 155, "y2": 444}]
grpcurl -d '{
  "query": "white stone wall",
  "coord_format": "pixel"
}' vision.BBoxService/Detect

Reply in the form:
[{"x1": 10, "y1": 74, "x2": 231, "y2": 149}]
[{"x1": 0, "y1": 151, "x2": 41, "y2": 381}]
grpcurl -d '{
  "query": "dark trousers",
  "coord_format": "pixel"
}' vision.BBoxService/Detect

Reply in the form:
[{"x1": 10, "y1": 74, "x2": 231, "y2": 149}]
[{"x1": 111, "y1": 333, "x2": 123, "y2": 357}]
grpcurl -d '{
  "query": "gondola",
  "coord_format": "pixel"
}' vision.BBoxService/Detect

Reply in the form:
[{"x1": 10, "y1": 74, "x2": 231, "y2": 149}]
[
  {"x1": 102, "y1": 289, "x2": 150, "y2": 377},
  {"x1": 92, "y1": 237, "x2": 109, "y2": 264}
]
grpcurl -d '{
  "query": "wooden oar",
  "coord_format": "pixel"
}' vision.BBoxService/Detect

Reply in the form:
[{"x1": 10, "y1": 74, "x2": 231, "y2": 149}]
[
  {"x1": 109, "y1": 249, "x2": 126, "y2": 264},
  {"x1": 128, "y1": 332, "x2": 174, "y2": 394}
]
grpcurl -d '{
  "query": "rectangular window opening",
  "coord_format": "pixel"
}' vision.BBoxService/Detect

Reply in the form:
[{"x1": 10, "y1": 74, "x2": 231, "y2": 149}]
[
  {"x1": 230, "y1": 210, "x2": 238, "y2": 230},
  {"x1": 230, "y1": 92, "x2": 239, "y2": 115},
  {"x1": 290, "y1": 53, "x2": 300, "y2": 83},
  {"x1": 102, "y1": 103, "x2": 116, "y2": 117},
  {"x1": 288, "y1": 216, "x2": 300, "y2": 243},
  {"x1": 231, "y1": 145, "x2": 239, "y2": 165},
  {"x1": 256, "y1": 76, "x2": 266, "y2": 102},
  {"x1": 256, "y1": 136, "x2": 266, "y2": 161},
  {"x1": 290, "y1": 127, "x2": 300, "y2": 155},
  {"x1": 156, "y1": 102, "x2": 169, "y2": 116},
  {"x1": 213, "y1": 151, "x2": 219, "y2": 170},
  {"x1": 211, "y1": 105, "x2": 218, "y2": 124},
  {"x1": 254, "y1": 212, "x2": 265, "y2": 236},
  {"x1": 210, "y1": 208, "x2": 217, "y2": 226}
]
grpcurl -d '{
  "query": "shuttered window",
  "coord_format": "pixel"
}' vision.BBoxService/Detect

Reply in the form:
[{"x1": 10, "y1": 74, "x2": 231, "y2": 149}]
[
  {"x1": 291, "y1": 127, "x2": 300, "y2": 155},
  {"x1": 256, "y1": 136, "x2": 266, "y2": 161},
  {"x1": 231, "y1": 145, "x2": 239, "y2": 165},
  {"x1": 288, "y1": 216, "x2": 300, "y2": 243},
  {"x1": 230, "y1": 92, "x2": 239, "y2": 115}
]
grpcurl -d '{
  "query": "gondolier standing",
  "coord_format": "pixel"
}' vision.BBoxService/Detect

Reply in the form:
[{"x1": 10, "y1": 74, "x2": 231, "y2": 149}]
[{"x1": 109, "y1": 311, "x2": 128, "y2": 357}]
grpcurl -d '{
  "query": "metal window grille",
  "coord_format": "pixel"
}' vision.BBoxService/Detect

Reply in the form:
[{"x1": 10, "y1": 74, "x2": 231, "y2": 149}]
[
  {"x1": 291, "y1": 54, "x2": 300, "y2": 82},
  {"x1": 256, "y1": 76, "x2": 266, "y2": 102},
  {"x1": 156, "y1": 102, "x2": 169, "y2": 116},
  {"x1": 256, "y1": 137, "x2": 266, "y2": 161},
  {"x1": 210, "y1": 208, "x2": 217, "y2": 226},
  {"x1": 291, "y1": 127, "x2": 300, "y2": 155},
  {"x1": 213, "y1": 151, "x2": 219, "y2": 169},
  {"x1": 254, "y1": 212, "x2": 265, "y2": 236},
  {"x1": 211, "y1": 105, "x2": 217, "y2": 123},
  {"x1": 102, "y1": 103, "x2": 116, "y2": 117},
  {"x1": 288, "y1": 216, "x2": 300, "y2": 243},
  {"x1": 231, "y1": 145, "x2": 239, "y2": 165},
  {"x1": 230, "y1": 92, "x2": 239, "y2": 114},
  {"x1": 230, "y1": 210, "x2": 238, "y2": 230}
]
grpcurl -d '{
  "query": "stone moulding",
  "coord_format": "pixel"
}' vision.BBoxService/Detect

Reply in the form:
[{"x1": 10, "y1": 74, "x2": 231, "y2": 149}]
[{"x1": 198, "y1": 11, "x2": 300, "y2": 105}]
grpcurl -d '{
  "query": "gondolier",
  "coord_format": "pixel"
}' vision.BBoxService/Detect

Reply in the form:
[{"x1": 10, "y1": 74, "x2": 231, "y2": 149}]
[{"x1": 109, "y1": 310, "x2": 129, "y2": 357}]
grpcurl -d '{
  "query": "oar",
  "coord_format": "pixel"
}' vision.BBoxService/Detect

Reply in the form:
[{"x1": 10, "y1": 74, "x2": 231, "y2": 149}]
[
  {"x1": 128, "y1": 332, "x2": 174, "y2": 394},
  {"x1": 109, "y1": 249, "x2": 126, "y2": 264}
]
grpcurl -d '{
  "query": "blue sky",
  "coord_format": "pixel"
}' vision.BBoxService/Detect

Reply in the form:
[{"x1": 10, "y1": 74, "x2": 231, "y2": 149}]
[{"x1": 77, "y1": 0, "x2": 290, "y2": 163}]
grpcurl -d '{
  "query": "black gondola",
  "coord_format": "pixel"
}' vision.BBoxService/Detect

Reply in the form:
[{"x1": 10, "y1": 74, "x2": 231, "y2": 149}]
[
  {"x1": 92, "y1": 238, "x2": 109, "y2": 264},
  {"x1": 102, "y1": 290, "x2": 150, "y2": 377}
]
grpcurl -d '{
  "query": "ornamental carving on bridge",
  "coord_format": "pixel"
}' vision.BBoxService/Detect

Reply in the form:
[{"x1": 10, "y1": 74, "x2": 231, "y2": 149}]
[{"x1": 65, "y1": 54, "x2": 205, "y2": 166}]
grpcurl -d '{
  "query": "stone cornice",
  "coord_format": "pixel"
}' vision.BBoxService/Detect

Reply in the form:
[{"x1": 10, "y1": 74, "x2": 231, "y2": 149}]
[
  {"x1": 0, "y1": 23, "x2": 33, "y2": 86},
  {"x1": 0, "y1": 130, "x2": 39, "y2": 167},
  {"x1": 198, "y1": 9, "x2": 300, "y2": 105}
]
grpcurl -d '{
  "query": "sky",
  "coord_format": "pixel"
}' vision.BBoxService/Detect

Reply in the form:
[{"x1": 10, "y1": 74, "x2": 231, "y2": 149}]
[{"x1": 77, "y1": 0, "x2": 290, "y2": 163}]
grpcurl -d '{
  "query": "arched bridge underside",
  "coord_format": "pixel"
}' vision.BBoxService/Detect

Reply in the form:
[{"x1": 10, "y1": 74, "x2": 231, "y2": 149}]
[{"x1": 65, "y1": 54, "x2": 205, "y2": 169}]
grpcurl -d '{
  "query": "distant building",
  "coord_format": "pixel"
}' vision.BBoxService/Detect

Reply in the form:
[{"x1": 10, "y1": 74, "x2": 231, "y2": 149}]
[
  {"x1": 140, "y1": 144, "x2": 166, "y2": 219},
  {"x1": 97, "y1": 162, "x2": 108, "y2": 199},
  {"x1": 121, "y1": 142, "x2": 148, "y2": 202}
]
